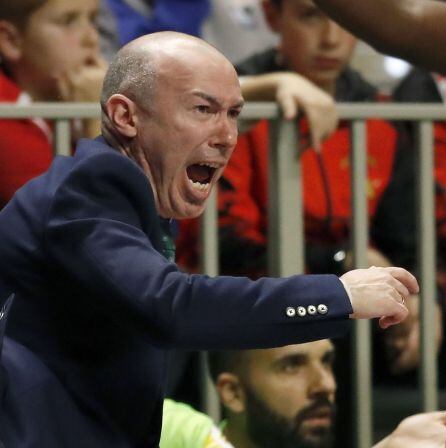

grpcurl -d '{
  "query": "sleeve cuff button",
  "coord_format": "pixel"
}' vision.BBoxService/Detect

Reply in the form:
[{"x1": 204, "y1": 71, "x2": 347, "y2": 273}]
[
  {"x1": 307, "y1": 305, "x2": 317, "y2": 315},
  {"x1": 286, "y1": 307, "x2": 296, "y2": 317},
  {"x1": 317, "y1": 304, "x2": 328, "y2": 315},
  {"x1": 297, "y1": 306, "x2": 307, "y2": 317}
]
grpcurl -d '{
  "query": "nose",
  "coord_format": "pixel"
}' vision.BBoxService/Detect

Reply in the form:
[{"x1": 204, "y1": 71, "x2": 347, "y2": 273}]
[
  {"x1": 81, "y1": 20, "x2": 100, "y2": 49},
  {"x1": 308, "y1": 363, "x2": 336, "y2": 398},
  {"x1": 321, "y1": 20, "x2": 343, "y2": 47},
  {"x1": 209, "y1": 114, "x2": 238, "y2": 155}
]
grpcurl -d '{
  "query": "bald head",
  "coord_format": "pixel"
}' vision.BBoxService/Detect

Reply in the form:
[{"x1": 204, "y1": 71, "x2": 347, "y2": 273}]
[
  {"x1": 101, "y1": 31, "x2": 234, "y2": 112},
  {"x1": 100, "y1": 31, "x2": 242, "y2": 220}
]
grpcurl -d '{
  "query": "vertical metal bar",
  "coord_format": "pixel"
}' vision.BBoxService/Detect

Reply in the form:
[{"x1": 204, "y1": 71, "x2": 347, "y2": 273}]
[
  {"x1": 54, "y1": 119, "x2": 71, "y2": 156},
  {"x1": 416, "y1": 120, "x2": 438, "y2": 411},
  {"x1": 200, "y1": 352, "x2": 221, "y2": 422},
  {"x1": 200, "y1": 189, "x2": 219, "y2": 277},
  {"x1": 268, "y1": 119, "x2": 304, "y2": 276},
  {"x1": 351, "y1": 120, "x2": 372, "y2": 448},
  {"x1": 199, "y1": 189, "x2": 221, "y2": 421}
]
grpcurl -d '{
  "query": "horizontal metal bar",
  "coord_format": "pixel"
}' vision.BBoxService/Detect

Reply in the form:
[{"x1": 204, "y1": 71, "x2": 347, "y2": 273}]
[
  {"x1": 1, "y1": 102, "x2": 446, "y2": 121},
  {"x1": 248, "y1": 102, "x2": 446, "y2": 121},
  {"x1": 337, "y1": 103, "x2": 446, "y2": 120},
  {"x1": 0, "y1": 103, "x2": 101, "y2": 119},
  {"x1": 241, "y1": 102, "x2": 280, "y2": 119}
]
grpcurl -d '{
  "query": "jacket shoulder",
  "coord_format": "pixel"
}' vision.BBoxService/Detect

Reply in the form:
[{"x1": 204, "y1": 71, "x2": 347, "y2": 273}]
[{"x1": 46, "y1": 139, "x2": 157, "y2": 232}]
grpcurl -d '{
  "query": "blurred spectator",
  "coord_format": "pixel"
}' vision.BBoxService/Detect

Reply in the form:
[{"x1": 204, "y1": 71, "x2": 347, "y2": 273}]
[
  {"x1": 99, "y1": 0, "x2": 210, "y2": 60},
  {"x1": 375, "y1": 68, "x2": 446, "y2": 287},
  {"x1": 371, "y1": 67, "x2": 446, "y2": 385},
  {"x1": 154, "y1": 343, "x2": 446, "y2": 448},
  {"x1": 203, "y1": 0, "x2": 278, "y2": 65},
  {"x1": 0, "y1": 0, "x2": 106, "y2": 209},
  {"x1": 209, "y1": 341, "x2": 337, "y2": 448},
  {"x1": 207, "y1": 342, "x2": 446, "y2": 448},
  {"x1": 97, "y1": 0, "x2": 120, "y2": 60}
]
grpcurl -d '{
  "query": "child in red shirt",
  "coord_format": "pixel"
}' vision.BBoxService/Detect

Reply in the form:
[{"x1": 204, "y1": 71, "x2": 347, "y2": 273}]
[{"x1": 0, "y1": 0, "x2": 106, "y2": 209}]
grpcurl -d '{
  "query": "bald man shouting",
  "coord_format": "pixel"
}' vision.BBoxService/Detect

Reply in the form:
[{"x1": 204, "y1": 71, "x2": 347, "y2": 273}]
[{"x1": 0, "y1": 32, "x2": 418, "y2": 447}]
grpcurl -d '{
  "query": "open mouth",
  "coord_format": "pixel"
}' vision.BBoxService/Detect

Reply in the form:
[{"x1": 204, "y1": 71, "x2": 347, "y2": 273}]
[{"x1": 186, "y1": 163, "x2": 218, "y2": 191}]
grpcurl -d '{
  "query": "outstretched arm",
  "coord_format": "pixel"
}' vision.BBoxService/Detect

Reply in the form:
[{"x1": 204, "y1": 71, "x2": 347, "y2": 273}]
[{"x1": 314, "y1": 0, "x2": 446, "y2": 73}]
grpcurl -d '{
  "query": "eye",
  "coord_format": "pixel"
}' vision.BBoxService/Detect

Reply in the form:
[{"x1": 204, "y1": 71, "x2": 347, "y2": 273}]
[
  {"x1": 196, "y1": 105, "x2": 210, "y2": 114},
  {"x1": 89, "y1": 11, "x2": 99, "y2": 26},
  {"x1": 58, "y1": 12, "x2": 79, "y2": 26},
  {"x1": 229, "y1": 109, "x2": 241, "y2": 119},
  {"x1": 323, "y1": 352, "x2": 335, "y2": 368},
  {"x1": 281, "y1": 358, "x2": 304, "y2": 373},
  {"x1": 283, "y1": 364, "x2": 300, "y2": 373},
  {"x1": 300, "y1": 6, "x2": 324, "y2": 21}
]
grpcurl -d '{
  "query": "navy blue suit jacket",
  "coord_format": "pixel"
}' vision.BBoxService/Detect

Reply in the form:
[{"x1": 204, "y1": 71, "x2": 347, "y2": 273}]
[{"x1": 0, "y1": 137, "x2": 352, "y2": 447}]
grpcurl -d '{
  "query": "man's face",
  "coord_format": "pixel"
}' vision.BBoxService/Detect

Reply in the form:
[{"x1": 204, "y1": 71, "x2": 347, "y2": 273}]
[
  {"x1": 15, "y1": 0, "x2": 100, "y2": 100},
  {"x1": 134, "y1": 49, "x2": 243, "y2": 219},
  {"x1": 243, "y1": 340, "x2": 336, "y2": 448},
  {"x1": 267, "y1": 0, "x2": 356, "y2": 91}
]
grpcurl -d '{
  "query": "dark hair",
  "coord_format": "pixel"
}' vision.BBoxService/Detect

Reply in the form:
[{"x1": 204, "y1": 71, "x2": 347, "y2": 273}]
[
  {"x1": 207, "y1": 350, "x2": 246, "y2": 383},
  {"x1": 0, "y1": 0, "x2": 46, "y2": 28}
]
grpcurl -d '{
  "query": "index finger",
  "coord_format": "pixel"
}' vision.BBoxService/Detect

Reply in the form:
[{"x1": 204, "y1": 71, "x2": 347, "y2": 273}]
[
  {"x1": 276, "y1": 93, "x2": 297, "y2": 120},
  {"x1": 385, "y1": 267, "x2": 419, "y2": 294},
  {"x1": 309, "y1": 127, "x2": 321, "y2": 152}
]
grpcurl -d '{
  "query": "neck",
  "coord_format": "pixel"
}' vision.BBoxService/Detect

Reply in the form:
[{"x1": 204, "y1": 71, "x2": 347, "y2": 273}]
[
  {"x1": 8, "y1": 66, "x2": 54, "y2": 101},
  {"x1": 101, "y1": 124, "x2": 129, "y2": 156},
  {"x1": 102, "y1": 121, "x2": 163, "y2": 216}
]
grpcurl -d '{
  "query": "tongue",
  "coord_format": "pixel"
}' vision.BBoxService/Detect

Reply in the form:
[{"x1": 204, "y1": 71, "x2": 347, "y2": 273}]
[{"x1": 187, "y1": 164, "x2": 210, "y2": 183}]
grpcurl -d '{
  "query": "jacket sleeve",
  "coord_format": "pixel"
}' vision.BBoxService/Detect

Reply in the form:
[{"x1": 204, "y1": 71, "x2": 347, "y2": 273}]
[{"x1": 44, "y1": 150, "x2": 352, "y2": 350}]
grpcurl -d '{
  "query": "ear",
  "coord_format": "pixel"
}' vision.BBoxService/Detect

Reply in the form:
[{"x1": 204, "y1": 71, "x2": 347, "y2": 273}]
[
  {"x1": 105, "y1": 94, "x2": 138, "y2": 138},
  {"x1": 215, "y1": 373, "x2": 246, "y2": 414},
  {"x1": 262, "y1": 0, "x2": 282, "y2": 33},
  {"x1": 0, "y1": 20, "x2": 23, "y2": 63}
]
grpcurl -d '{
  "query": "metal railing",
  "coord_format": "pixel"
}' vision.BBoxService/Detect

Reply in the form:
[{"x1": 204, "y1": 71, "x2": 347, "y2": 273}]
[{"x1": 1, "y1": 102, "x2": 444, "y2": 448}]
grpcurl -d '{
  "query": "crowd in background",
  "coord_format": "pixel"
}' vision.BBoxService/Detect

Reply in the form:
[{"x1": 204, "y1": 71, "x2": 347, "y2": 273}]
[{"x1": 1, "y1": 0, "x2": 446, "y2": 447}]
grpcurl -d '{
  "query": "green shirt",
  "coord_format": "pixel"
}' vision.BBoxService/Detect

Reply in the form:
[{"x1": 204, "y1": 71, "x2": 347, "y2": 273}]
[{"x1": 160, "y1": 400, "x2": 233, "y2": 448}]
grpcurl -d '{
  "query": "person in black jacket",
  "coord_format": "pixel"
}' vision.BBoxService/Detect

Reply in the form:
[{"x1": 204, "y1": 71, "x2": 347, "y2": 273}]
[{"x1": 0, "y1": 31, "x2": 416, "y2": 448}]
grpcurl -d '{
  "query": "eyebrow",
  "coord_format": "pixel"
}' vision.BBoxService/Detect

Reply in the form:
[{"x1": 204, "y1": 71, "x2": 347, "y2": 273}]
[
  {"x1": 192, "y1": 91, "x2": 245, "y2": 109},
  {"x1": 275, "y1": 349, "x2": 335, "y2": 367},
  {"x1": 275, "y1": 353, "x2": 307, "y2": 367}
]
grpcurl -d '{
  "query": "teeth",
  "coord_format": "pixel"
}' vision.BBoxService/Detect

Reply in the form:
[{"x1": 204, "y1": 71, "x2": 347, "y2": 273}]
[
  {"x1": 198, "y1": 162, "x2": 219, "y2": 169},
  {"x1": 188, "y1": 178, "x2": 210, "y2": 191}
]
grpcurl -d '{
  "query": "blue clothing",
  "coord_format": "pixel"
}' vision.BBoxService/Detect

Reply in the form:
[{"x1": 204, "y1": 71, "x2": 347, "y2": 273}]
[
  {"x1": 0, "y1": 137, "x2": 352, "y2": 447},
  {"x1": 106, "y1": 0, "x2": 210, "y2": 45}
]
